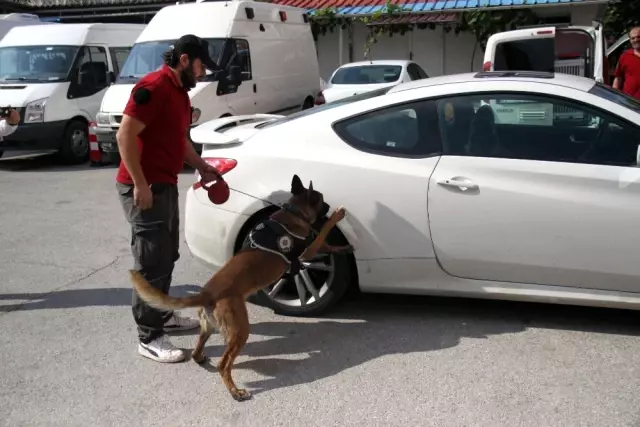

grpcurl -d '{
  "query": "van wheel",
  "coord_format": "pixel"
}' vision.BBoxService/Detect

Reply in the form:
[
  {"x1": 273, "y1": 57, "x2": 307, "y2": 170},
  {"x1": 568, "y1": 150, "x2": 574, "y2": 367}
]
[
  {"x1": 302, "y1": 97, "x2": 314, "y2": 110},
  {"x1": 58, "y1": 120, "x2": 89, "y2": 165}
]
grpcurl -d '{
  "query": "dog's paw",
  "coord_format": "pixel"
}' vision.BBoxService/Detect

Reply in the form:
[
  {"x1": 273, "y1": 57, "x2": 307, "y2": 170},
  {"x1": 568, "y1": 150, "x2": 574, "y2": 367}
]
[
  {"x1": 191, "y1": 352, "x2": 207, "y2": 364},
  {"x1": 232, "y1": 389, "x2": 252, "y2": 402}
]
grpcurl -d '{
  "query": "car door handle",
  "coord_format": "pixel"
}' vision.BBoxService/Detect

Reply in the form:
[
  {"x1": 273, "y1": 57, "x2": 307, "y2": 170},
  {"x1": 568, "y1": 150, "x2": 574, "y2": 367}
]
[{"x1": 437, "y1": 177, "x2": 478, "y2": 191}]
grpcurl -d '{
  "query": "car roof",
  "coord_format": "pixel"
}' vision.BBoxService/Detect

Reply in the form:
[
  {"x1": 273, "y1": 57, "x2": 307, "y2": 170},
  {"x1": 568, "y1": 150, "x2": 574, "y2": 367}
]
[
  {"x1": 338, "y1": 60, "x2": 412, "y2": 68},
  {"x1": 388, "y1": 71, "x2": 597, "y2": 94}
]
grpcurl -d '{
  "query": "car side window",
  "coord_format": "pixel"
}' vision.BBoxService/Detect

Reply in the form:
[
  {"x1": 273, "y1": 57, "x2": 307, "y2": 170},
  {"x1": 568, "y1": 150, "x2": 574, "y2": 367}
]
[
  {"x1": 414, "y1": 63, "x2": 429, "y2": 79},
  {"x1": 333, "y1": 99, "x2": 442, "y2": 157},
  {"x1": 68, "y1": 46, "x2": 110, "y2": 98},
  {"x1": 234, "y1": 39, "x2": 252, "y2": 81},
  {"x1": 406, "y1": 63, "x2": 422, "y2": 81},
  {"x1": 437, "y1": 93, "x2": 640, "y2": 167}
]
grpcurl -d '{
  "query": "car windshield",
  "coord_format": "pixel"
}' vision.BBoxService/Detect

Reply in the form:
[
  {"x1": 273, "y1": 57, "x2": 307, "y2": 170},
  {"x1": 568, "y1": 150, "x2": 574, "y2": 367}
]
[
  {"x1": 255, "y1": 86, "x2": 394, "y2": 130},
  {"x1": 588, "y1": 82, "x2": 640, "y2": 113},
  {"x1": 0, "y1": 45, "x2": 79, "y2": 83},
  {"x1": 330, "y1": 65, "x2": 402, "y2": 85},
  {"x1": 116, "y1": 38, "x2": 226, "y2": 84}
]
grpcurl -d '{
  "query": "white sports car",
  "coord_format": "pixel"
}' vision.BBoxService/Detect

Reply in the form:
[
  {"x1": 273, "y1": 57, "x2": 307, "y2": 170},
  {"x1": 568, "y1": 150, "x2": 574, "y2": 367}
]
[{"x1": 185, "y1": 70, "x2": 640, "y2": 317}]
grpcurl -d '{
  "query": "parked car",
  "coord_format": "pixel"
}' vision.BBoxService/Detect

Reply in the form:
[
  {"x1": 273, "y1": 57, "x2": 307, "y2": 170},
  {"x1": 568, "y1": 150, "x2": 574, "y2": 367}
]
[
  {"x1": 94, "y1": 0, "x2": 320, "y2": 164},
  {"x1": 0, "y1": 23, "x2": 145, "y2": 163},
  {"x1": 315, "y1": 60, "x2": 428, "y2": 105},
  {"x1": 185, "y1": 70, "x2": 640, "y2": 317}
]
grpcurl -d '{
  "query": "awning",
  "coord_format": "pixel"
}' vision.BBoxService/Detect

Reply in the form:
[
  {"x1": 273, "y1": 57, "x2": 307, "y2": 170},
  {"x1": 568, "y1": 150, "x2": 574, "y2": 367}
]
[
  {"x1": 365, "y1": 12, "x2": 458, "y2": 25},
  {"x1": 271, "y1": 0, "x2": 610, "y2": 16}
]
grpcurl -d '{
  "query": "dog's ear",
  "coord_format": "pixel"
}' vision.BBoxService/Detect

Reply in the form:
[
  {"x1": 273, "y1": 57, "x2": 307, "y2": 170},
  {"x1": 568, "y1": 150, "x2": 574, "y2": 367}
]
[
  {"x1": 291, "y1": 174, "x2": 305, "y2": 195},
  {"x1": 308, "y1": 181, "x2": 314, "y2": 193}
]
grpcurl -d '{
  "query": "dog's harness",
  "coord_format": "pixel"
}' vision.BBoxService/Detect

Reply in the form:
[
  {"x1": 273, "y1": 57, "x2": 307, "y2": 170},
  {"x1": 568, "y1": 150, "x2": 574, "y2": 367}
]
[{"x1": 241, "y1": 219, "x2": 315, "y2": 275}]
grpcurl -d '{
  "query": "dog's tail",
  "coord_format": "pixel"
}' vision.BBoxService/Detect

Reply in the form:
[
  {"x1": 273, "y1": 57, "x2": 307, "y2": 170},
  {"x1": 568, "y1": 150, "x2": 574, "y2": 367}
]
[{"x1": 129, "y1": 270, "x2": 213, "y2": 311}]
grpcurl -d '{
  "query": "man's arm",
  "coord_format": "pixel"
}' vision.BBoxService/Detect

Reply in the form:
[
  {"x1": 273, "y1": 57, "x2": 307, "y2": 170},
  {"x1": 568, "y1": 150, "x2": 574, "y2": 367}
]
[
  {"x1": 184, "y1": 131, "x2": 207, "y2": 170},
  {"x1": 117, "y1": 115, "x2": 147, "y2": 188},
  {"x1": 613, "y1": 77, "x2": 622, "y2": 90}
]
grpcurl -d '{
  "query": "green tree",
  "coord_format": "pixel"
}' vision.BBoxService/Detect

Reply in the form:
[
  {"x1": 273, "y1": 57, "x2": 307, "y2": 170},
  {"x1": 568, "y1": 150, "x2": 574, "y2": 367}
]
[{"x1": 604, "y1": 0, "x2": 640, "y2": 39}]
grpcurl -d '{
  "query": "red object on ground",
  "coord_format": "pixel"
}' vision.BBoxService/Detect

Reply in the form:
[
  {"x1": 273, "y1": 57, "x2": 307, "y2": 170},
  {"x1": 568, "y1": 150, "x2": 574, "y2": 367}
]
[{"x1": 88, "y1": 121, "x2": 102, "y2": 164}]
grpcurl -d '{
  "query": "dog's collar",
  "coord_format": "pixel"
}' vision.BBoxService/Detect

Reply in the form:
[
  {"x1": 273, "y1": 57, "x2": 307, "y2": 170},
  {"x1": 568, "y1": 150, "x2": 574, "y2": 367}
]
[{"x1": 281, "y1": 203, "x2": 312, "y2": 224}]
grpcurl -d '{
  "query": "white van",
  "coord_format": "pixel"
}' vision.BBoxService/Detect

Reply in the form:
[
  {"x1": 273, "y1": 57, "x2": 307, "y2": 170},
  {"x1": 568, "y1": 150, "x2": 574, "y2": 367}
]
[
  {"x1": 0, "y1": 13, "x2": 54, "y2": 41},
  {"x1": 94, "y1": 0, "x2": 321, "y2": 161},
  {"x1": 0, "y1": 23, "x2": 146, "y2": 163}
]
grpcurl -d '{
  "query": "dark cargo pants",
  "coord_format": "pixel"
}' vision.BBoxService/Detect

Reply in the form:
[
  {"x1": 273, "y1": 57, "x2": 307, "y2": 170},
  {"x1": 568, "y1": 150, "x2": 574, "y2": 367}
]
[{"x1": 116, "y1": 182, "x2": 180, "y2": 344}]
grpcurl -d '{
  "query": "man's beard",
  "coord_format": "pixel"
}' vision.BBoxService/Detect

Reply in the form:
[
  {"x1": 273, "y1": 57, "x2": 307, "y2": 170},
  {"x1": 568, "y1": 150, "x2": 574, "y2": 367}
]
[{"x1": 180, "y1": 65, "x2": 197, "y2": 90}]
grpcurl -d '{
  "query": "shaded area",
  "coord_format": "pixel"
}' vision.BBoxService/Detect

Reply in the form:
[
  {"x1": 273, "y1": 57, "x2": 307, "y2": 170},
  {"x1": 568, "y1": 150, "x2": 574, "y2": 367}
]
[{"x1": 199, "y1": 294, "x2": 640, "y2": 395}]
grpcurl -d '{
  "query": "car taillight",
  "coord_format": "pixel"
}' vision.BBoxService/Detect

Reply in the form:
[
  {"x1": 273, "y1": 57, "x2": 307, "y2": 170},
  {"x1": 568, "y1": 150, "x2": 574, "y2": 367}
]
[
  {"x1": 192, "y1": 157, "x2": 237, "y2": 189},
  {"x1": 203, "y1": 157, "x2": 237, "y2": 175},
  {"x1": 314, "y1": 90, "x2": 325, "y2": 105},
  {"x1": 483, "y1": 61, "x2": 492, "y2": 71}
]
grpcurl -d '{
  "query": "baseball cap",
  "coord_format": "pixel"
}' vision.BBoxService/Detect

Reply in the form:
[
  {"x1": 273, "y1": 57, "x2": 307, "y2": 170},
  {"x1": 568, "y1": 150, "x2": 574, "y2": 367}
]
[{"x1": 172, "y1": 34, "x2": 221, "y2": 72}]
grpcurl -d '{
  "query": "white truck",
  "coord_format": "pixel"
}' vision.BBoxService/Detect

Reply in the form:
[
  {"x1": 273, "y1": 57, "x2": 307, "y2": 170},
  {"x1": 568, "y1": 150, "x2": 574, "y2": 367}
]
[
  {"x1": 94, "y1": 0, "x2": 321, "y2": 164},
  {"x1": 0, "y1": 13, "x2": 54, "y2": 42},
  {"x1": 0, "y1": 23, "x2": 146, "y2": 163}
]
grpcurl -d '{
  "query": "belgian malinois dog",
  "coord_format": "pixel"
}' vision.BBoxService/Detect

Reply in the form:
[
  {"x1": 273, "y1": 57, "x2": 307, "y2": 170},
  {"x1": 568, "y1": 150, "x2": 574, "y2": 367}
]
[{"x1": 129, "y1": 174, "x2": 350, "y2": 401}]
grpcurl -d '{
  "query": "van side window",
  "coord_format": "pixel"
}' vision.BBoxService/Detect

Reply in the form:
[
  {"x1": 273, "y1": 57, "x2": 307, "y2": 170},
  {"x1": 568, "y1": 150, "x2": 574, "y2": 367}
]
[
  {"x1": 234, "y1": 39, "x2": 252, "y2": 81},
  {"x1": 109, "y1": 47, "x2": 132, "y2": 75},
  {"x1": 68, "y1": 46, "x2": 110, "y2": 99}
]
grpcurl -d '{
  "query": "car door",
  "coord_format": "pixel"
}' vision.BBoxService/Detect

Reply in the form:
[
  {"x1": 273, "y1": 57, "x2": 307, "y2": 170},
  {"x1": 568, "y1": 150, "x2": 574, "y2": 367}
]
[
  {"x1": 427, "y1": 88, "x2": 640, "y2": 293},
  {"x1": 226, "y1": 38, "x2": 259, "y2": 115},
  {"x1": 70, "y1": 45, "x2": 112, "y2": 120}
]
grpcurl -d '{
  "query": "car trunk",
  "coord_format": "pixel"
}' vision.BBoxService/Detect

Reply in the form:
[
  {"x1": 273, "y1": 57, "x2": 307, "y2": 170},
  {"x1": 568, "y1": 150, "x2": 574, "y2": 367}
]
[{"x1": 492, "y1": 27, "x2": 602, "y2": 81}]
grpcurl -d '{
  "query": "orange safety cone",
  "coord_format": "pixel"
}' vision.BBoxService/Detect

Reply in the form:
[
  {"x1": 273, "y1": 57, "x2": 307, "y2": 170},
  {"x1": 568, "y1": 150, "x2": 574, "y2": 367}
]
[{"x1": 88, "y1": 121, "x2": 102, "y2": 166}]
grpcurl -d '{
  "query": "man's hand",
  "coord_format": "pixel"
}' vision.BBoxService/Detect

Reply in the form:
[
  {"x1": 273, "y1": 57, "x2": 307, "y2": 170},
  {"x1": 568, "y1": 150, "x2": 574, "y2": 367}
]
[
  {"x1": 134, "y1": 184, "x2": 153, "y2": 210},
  {"x1": 198, "y1": 162, "x2": 222, "y2": 183},
  {"x1": 6, "y1": 109, "x2": 20, "y2": 125}
]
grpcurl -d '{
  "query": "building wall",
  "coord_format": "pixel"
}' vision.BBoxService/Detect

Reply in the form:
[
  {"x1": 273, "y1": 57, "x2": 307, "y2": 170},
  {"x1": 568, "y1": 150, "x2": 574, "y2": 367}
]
[{"x1": 315, "y1": 21, "x2": 484, "y2": 82}]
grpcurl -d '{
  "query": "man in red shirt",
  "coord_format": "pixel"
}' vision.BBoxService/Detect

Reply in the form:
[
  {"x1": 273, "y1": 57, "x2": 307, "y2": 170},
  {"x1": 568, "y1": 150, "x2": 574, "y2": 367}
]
[
  {"x1": 116, "y1": 34, "x2": 222, "y2": 363},
  {"x1": 613, "y1": 27, "x2": 640, "y2": 98}
]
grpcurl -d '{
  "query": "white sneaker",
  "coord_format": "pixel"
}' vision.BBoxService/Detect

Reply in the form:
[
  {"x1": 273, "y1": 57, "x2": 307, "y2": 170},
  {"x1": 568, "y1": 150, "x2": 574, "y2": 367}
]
[
  {"x1": 163, "y1": 313, "x2": 199, "y2": 332},
  {"x1": 138, "y1": 335, "x2": 186, "y2": 363}
]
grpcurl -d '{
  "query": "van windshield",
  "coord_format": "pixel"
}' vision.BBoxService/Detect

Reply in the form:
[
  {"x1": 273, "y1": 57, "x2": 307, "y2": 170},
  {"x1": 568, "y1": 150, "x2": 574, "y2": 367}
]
[
  {"x1": 0, "y1": 45, "x2": 79, "y2": 83},
  {"x1": 116, "y1": 38, "x2": 226, "y2": 84}
]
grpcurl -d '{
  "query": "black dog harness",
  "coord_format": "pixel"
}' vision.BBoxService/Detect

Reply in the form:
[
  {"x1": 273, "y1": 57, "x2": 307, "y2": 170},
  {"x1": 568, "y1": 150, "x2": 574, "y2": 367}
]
[{"x1": 241, "y1": 219, "x2": 315, "y2": 275}]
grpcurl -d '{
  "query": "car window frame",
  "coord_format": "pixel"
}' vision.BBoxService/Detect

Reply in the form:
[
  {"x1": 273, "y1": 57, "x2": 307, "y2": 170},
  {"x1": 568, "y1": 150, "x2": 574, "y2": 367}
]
[
  {"x1": 332, "y1": 97, "x2": 443, "y2": 159},
  {"x1": 434, "y1": 90, "x2": 640, "y2": 168}
]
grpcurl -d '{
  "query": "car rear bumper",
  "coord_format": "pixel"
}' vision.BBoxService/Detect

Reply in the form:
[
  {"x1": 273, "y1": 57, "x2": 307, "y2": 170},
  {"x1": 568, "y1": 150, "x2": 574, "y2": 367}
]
[
  {"x1": 0, "y1": 120, "x2": 67, "y2": 151},
  {"x1": 184, "y1": 186, "x2": 250, "y2": 271}
]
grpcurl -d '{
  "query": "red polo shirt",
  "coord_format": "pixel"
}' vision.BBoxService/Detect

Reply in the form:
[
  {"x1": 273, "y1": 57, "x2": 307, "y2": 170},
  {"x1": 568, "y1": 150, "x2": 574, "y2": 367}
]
[
  {"x1": 116, "y1": 64, "x2": 191, "y2": 185},
  {"x1": 614, "y1": 49, "x2": 640, "y2": 99}
]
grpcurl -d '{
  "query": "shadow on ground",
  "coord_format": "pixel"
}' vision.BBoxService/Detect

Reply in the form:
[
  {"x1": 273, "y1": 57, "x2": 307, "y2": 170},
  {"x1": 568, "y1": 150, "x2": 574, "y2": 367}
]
[
  {"x1": 0, "y1": 284, "x2": 201, "y2": 313},
  {"x1": 195, "y1": 293, "x2": 640, "y2": 396}
]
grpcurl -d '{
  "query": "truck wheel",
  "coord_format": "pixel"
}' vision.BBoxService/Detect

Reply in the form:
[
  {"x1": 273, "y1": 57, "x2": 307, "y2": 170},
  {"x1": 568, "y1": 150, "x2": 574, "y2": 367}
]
[{"x1": 58, "y1": 120, "x2": 89, "y2": 165}]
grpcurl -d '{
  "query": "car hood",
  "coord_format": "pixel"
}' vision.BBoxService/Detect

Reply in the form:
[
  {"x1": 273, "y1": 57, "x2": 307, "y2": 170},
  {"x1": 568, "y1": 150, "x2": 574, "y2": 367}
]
[
  {"x1": 0, "y1": 82, "x2": 60, "y2": 108},
  {"x1": 323, "y1": 82, "x2": 398, "y2": 103},
  {"x1": 100, "y1": 81, "x2": 211, "y2": 114}
]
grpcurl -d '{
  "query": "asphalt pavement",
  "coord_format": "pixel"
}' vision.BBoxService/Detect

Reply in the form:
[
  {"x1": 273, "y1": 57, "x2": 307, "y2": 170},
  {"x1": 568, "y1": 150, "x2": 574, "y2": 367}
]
[{"x1": 1, "y1": 154, "x2": 640, "y2": 427}]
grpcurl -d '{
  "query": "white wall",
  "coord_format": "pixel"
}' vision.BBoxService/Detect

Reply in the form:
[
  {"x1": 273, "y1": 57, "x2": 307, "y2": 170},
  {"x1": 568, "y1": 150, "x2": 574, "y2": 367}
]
[{"x1": 315, "y1": 21, "x2": 485, "y2": 81}]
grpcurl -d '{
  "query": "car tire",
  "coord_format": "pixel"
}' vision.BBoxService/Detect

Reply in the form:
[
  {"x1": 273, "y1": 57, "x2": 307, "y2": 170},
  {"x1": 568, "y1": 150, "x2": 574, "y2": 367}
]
[
  {"x1": 58, "y1": 120, "x2": 89, "y2": 165},
  {"x1": 243, "y1": 212, "x2": 352, "y2": 317}
]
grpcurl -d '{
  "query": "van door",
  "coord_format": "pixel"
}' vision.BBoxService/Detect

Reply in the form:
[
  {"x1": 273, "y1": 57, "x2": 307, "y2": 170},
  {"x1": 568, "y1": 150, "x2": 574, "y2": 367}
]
[
  {"x1": 485, "y1": 27, "x2": 557, "y2": 72},
  {"x1": 67, "y1": 45, "x2": 112, "y2": 121},
  {"x1": 225, "y1": 38, "x2": 258, "y2": 115},
  {"x1": 607, "y1": 35, "x2": 631, "y2": 85}
]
